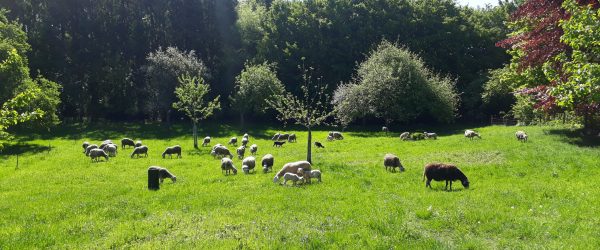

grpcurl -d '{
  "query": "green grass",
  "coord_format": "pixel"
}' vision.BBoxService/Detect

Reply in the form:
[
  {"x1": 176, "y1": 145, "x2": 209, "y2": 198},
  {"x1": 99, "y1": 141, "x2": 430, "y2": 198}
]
[{"x1": 1, "y1": 123, "x2": 600, "y2": 249}]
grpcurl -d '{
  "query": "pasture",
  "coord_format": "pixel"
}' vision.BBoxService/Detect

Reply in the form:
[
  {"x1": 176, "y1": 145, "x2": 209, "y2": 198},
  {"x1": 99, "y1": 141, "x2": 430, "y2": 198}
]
[{"x1": 1, "y1": 124, "x2": 599, "y2": 248}]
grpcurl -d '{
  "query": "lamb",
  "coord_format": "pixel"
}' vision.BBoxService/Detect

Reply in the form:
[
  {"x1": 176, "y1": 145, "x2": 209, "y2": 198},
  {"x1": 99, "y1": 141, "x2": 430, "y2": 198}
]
[
  {"x1": 131, "y1": 145, "x2": 149, "y2": 158},
  {"x1": 283, "y1": 172, "x2": 304, "y2": 186},
  {"x1": 400, "y1": 132, "x2": 410, "y2": 141},
  {"x1": 464, "y1": 130, "x2": 481, "y2": 140},
  {"x1": 89, "y1": 148, "x2": 109, "y2": 162},
  {"x1": 308, "y1": 169, "x2": 322, "y2": 182},
  {"x1": 241, "y1": 156, "x2": 256, "y2": 174},
  {"x1": 423, "y1": 163, "x2": 470, "y2": 191},
  {"x1": 288, "y1": 133, "x2": 297, "y2": 142},
  {"x1": 82, "y1": 141, "x2": 90, "y2": 153},
  {"x1": 273, "y1": 160, "x2": 312, "y2": 183},
  {"x1": 104, "y1": 144, "x2": 118, "y2": 157},
  {"x1": 228, "y1": 137, "x2": 238, "y2": 146},
  {"x1": 424, "y1": 132, "x2": 438, "y2": 140},
  {"x1": 329, "y1": 131, "x2": 344, "y2": 140},
  {"x1": 162, "y1": 145, "x2": 182, "y2": 159},
  {"x1": 135, "y1": 140, "x2": 143, "y2": 147},
  {"x1": 202, "y1": 136, "x2": 211, "y2": 147},
  {"x1": 262, "y1": 154, "x2": 274, "y2": 173},
  {"x1": 384, "y1": 154, "x2": 405, "y2": 172},
  {"x1": 241, "y1": 137, "x2": 249, "y2": 147},
  {"x1": 221, "y1": 158, "x2": 238, "y2": 175},
  {"x1": 326, "y1": 135, "x2": 334, "y2": 141},
  {"x1": 515, "y1": 131, "x2": 528, "y2": 142},
  {"x1": 314, "y1": 142, "x2": 325, "y2": 148},
  {"x1": 211, "y1": 145, "x2": 233, "y2": 159},
  {"x1": 382, "y1": 126, "x2": 389, "y2": 133},
  {"x1": 237, "y1": 145, "x2": 246, "y2": 159},
  {"x1": 250, "y1": 144, "x2": 258, "y2": 155},
  {"x1": 271, "y1": 133, "x2": 281, "y2": 141},
  {"x1": 148, "y1": 166, "x2": 177, "y2": 183},
  {"x1": 121, "y1": 138, "x2": 135, "y2": 149},
  {"x1": 273, "y1": 141, "x2": 286, "y2": 147},
  {"x1": 278, "y1": 133, "x2": 290, "y2": 141},
  {"x1": 85, "y1": 144, "x2": 99, "y2": 156}
]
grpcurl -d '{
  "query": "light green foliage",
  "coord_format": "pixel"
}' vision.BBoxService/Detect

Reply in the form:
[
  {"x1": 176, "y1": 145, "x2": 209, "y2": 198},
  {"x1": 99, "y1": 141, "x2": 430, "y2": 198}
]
[
  {"x1": 334, "y1": 41, "x2": 459, "y2": 125},
  {"x1": 482, "y1": 67, "x2": 518, "y2": 114},
  {"x1": 511, "y1": 94, "x2": 541, "y2": 125},
  {"x1": 230, "y1": 62, "x2": 284, "y2": 117},
  {"x1": 1, "y1": 124, "x2": 599, "y2": 248}
]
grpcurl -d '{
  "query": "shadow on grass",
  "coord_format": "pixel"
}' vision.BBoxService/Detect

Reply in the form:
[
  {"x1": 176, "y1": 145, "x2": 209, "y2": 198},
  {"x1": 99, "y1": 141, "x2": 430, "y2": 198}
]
[
  {"x1": 345, "y1": 123, "x2": 485, "y2": 138},
  {"x1": 1, "y1": 143, "x2": 51, "y2": 157},
  {"x1": 546, "y1": 129, "x2": 600, "y2": 148}
]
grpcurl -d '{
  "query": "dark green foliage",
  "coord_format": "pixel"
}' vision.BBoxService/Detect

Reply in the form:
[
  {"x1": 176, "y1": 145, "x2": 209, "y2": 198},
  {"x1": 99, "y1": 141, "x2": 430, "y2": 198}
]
[{"x1": 411, "y1": 132, "x2": 426, "y2": 141}]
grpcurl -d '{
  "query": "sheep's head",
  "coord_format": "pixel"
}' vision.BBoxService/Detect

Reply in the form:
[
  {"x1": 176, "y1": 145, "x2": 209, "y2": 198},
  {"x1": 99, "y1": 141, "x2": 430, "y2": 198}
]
[
  {"x1": 461, "y1": 179, "x2": 470, "y2": 188},
  {"x1": 171, "y1": 176, "x2": 177, "y2": 183},
  {"x1": 232, "y1": 168, "x2": 238, "y2": 175},
  {"x1": 273, "y1": 176, "x2": 280, "y2": 183},
  {"x1": 398, "y1": 162, "x2": 405, "y2": 172},
  {"x1": 263, "y1": 166, "x2": 269, "y2": 173}
]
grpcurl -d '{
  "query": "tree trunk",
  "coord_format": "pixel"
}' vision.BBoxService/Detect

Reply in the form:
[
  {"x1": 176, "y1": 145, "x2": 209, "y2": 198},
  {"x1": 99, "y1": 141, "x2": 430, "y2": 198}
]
[
  {"x1": 307, "y1": 127, "x2": 312, "y2": 164},
  {"x1": 193, "y1": 122, "x2": 198, "y2": 148},
  {"x1": 240, "y1": 112, "x2": 245, "y2": 129}
]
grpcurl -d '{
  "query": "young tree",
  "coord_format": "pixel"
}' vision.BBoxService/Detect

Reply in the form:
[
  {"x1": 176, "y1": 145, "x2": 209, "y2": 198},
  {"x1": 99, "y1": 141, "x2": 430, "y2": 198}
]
[
  {"x1": 172, "y1": 75, "x2": 220, "y2": 148},
  {"x1": 266, "y1": 64, "x2": 333, "y2": 164}
]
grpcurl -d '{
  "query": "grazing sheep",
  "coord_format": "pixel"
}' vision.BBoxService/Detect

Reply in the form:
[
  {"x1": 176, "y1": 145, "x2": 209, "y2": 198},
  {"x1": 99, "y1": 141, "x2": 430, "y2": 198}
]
[
  {"x1": 283, "y1": 173, "x2": 304, "y2": 186},
  {"x1": 211, "y1": 145, "x2": 233, "y2": 159},
  {"x1": 384, "y1": 154, "x2": 405, "y2": 172},
  {"x1": 99, "y1": 140, "x2": 114, "y2": 149},
  {"x1": 271, "y1": 133, "x2": 281, "y2": 141},
  {"x1": 326, "y1": 135, "x2": 334, "y2": 141},
  {"x1": 241, "y1": 156, "x2": 256, "y2": 174},
  {"x1": 273, "y1": 161, "x2": 312, "y2": 183},
  {"x1": 82, "y1": 141, "x2": 90, "y2": 153},
  {"x1": 104, "y1": 144, "x2": 118, "y2": 157},
  {"x1": 314, "y1": 142, "x2": 325, "y2": 148},
  {"x1": 202, "y1": 136, "x2": 211, "y2": 147},
  {"x1": 464, "y1": 130, "x2": 481, "y2": 140},
  {"x1": 228, "y1": 137, "x2": 238, "y2": 146},
  {"x1": 273, "y1": 141, "x2": 286, "y2": 147},
  {"x1": 262, "y1": 154, "x2": 274, "y2": 173},
  {"x1": 278, "y1": 133, "x2": 290, "y2": 141},
  {"x1": 121, "y1": 138, "x2": 135, "y2": 149},
  {"x1": 424, "y1": 132, "x2": 438, "y2": 140},
  {"x1": 221, "y1": 158, "x2": 237, "y2": 175},
  {"x1": 89, "y1": 148, "x2": 109, "y2": 162},
  {"x1": 309, "y1": 170, "x2": 322, "y2": 182},
  {"x1": 382, "y1": 126, "x2": 389, "y2": 133},
  {"x1": 237, "y1": 145, "x2": 246, "y2": 159},
  {"x1": 243, "y1": 133, "x2": 249, "y2": 139},
  {"x1": 131, "y1": 145, "x2": 149, "y2": 158},
  {"x1": 241, "y1": 137, "x2": 249, "y2": 147},
  {"x1": 516, "y1": 131, "x2": 528, "y2": 142},
  {"x1": 288, "y1": 133, "x2": 297, "y2": 143},
  {"x1": 148, "y1": 166, "x2": 177, "y2": 183},
  {"x1": 162, "y1": 145, "x2": 182, "y2": 159},
  {"x1": 135, "y1": 140, "x2": 143, "y2": 147},
  {"x1": 423, "y1": 163, "x2": 470, "y2": 191},
  {"x1": 250, "y1": 144, "x2": 258, "y2": 155},
  {"x1": 400, "y1": 132, "x2": 410, "y2": 141},
  {"x1": 85, "y1": 144, "x2": 99, "y2": 156},
  {"x1": 330, "y1": 131, "x2": 344, "y2": 140}
]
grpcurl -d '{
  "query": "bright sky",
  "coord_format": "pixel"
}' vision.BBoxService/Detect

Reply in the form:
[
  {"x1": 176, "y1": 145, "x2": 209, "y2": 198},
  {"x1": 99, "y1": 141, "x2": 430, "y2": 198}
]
[{"x1": 455, "y1": 0, "x2": 500, "y2": 8}]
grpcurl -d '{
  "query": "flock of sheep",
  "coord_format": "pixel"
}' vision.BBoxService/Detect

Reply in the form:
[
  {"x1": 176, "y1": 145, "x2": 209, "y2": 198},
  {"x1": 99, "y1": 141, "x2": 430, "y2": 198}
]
[{"x1": 80, "y1": 128, "x2": 529, "y2": 190}]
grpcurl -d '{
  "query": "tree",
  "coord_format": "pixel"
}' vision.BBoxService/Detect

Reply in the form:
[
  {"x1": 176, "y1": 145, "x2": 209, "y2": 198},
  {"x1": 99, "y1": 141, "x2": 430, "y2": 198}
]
[
  {"x1": 230, "y1": 62, "x2": 285, "y2": 128},
  {"x1": 267, "y1": 64, "x2": 333, "y2": 164},
  {"x1": 333, "y1": 41, "x2": 459, "y2": 126},
  {"x1": 172, "y1": 74, "x2": 220, "y2": 148}
]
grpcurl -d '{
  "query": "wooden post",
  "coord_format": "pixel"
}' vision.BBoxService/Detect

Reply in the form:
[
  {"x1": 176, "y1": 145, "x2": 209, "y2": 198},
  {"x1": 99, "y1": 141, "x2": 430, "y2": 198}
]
[{"x1": 148, "y1": 167, "x2": 160, "y2": 190}]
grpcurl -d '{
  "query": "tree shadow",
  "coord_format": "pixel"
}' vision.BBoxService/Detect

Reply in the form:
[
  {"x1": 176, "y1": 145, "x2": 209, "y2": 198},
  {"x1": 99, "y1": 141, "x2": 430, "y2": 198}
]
[
  {"x1": 545, "y1": 128, "x2": 600, "y2": 148},
  {"x1": 1, "y1": 143, "x2": 51, "y2": 157}
]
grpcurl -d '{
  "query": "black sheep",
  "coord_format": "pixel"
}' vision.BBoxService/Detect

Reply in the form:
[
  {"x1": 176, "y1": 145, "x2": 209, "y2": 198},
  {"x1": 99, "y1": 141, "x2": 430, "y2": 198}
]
[
  {"x1": 314, "y1": 142, "x2": 325, "y2": 148},
  {"x1": 273, "y1": 141, "x2": 286, "y2": 147},
  {"x1": 121, "y1": 138, "x2": 135, "y2": 149},
  {"x1": 423, "y1": 163, "x2": 469, "y2": 190}
]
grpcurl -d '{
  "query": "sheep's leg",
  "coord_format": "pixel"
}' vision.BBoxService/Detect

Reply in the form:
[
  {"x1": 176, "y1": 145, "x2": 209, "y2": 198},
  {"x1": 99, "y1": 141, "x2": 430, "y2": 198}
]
[
  {"x1": 445, "y1": 180, "x2": 449, "y2": 190},
  {"x1": 449, "y1": 181, "x2": 453, "y2": 191}
]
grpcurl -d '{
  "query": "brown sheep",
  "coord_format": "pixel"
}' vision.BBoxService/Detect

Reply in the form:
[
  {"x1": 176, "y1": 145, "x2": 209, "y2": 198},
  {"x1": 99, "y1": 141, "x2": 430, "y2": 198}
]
[
  {"x1": 383, "y1": 154, "x2": 404, "y2": 172},
  {"x1": 423, "y1": 163, "x2": 469, "y2": 191}
]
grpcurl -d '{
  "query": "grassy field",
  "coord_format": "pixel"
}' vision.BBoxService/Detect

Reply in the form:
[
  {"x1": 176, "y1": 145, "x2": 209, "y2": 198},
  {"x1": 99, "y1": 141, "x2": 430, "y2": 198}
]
[{"x1": 1, "y1": 123, "x2": 599, "y2": 249}]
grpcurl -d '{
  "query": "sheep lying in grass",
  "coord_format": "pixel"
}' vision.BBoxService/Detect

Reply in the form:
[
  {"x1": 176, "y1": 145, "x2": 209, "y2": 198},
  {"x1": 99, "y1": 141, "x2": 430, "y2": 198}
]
[
  {"x1": 423, "y1": 163, "x2": 469, "y2": 191},
  {"x1": 329, "y1": 131, "x2": 344, "y2": 140},
  {"x1": 262, "y1": 154, "x2": 274, "y2": 173},
  {"x1": 273, "y1": 141, "x2": 286, "y2": 147},
  {"x1": 250, "y1": 144, "x2": 258, "y2": 155},
  {"x1": 237, "y1": 145, "x2": 246, "y2": 159},
  {"x1": 424, "y1": 132, "x2": 438, "y2": 140},
  {"x1": 308, "y1": 170, "x2": 322, "y2": 182},
  {"x1": 326, "y1": 135, "x2": 334, "y2": 141},
  {"x1": 82, "y1": 141, "x2": 90, "y2": 153},
  {"x1": 162, "y1": 145, "x2": 182, "y2": 159},
  {"x1": 242, "y1": 156, "x2": 256, "y2": 174},
  {"x1": 283, "y1": 173, "x2": 304, "y2": 186},
  {"x1": 400, "y1": 132, "x2": 410, "y2": 141},
  {"x1": 104, "y1": 144, "x2": 118, "y2": 157},
  {"x1": 288, "y1": 133, "x2": 297, "y2": 142},
  {"x1": 148, "y1": 166, "x2": 177, "y2": 183},
  {"x1": 384, "y1": 154, "x2": 405, "y2": 172},
  {"x1": 221, "y1": 158, "x2": 237, "y2": 175},
  {"x1": 211, "y1": 145, "x2": 233, "y2": 159},
  {"x1": 228, "y1": 137, "x2": 238, "y2": 146},
  {"x1": 89, "y1": 148, "x2": 109, "y2": 162},
  {"x1": 85, "y1": 144, "x2": 99, "y2": 156},
  {"x1": 121, "y1": 138, "x2": 135, "y2": 149},
  {"x1": 273, "y1": 161, "x2": 312, "y2": 183},
  {"x1": 314, "y1": 142, "x2": 325, "y2": 148},
  {"x1": 202, "y1": 136, "x2": 211, "y2": 147},
  {"x1": 271, "y1": 133, "x2": 281, "y2": 141},
  {"x1": 131, "y1": 145, "x2": 149, "y2": 158},
  {"x1": 516, "y1": 131, "x2": 528, "y2": 142},
  {"x1": 241, "y1": 137, "x2": 249, "y2": 147},
  {"x1": 135, "y1": 140, "x2": 143, "y2": 147},
  {"x1": 464, "y1": 130, "x2": 481, "y2": 140}
]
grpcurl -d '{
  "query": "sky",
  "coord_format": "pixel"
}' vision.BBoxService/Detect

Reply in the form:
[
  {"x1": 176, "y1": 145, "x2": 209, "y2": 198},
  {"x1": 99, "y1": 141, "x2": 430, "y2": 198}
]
[{"x1": 455, "y1": 0, "x2": 500, "y2": 7}]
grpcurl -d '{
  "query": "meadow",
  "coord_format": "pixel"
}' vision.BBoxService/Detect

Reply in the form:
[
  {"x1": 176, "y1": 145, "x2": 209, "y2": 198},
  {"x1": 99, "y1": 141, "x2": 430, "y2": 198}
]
[{"x1": 1, "y1": 123, "x2": 599, "y2": 249}]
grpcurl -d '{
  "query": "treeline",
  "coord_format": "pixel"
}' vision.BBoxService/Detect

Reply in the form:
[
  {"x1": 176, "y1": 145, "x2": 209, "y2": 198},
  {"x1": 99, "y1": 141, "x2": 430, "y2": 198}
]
[{"x1": 0, "y1": 0, "x2": 517, "y2": 123}]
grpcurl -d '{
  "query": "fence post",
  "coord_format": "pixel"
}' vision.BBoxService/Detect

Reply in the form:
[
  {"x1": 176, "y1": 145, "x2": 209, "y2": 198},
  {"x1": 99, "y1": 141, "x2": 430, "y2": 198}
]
[{"x1": 148, "y1": 167, "x2": 160, "y2": 190}]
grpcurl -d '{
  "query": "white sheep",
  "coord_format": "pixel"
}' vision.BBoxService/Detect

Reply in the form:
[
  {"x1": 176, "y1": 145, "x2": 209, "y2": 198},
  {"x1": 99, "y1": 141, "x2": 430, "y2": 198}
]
[
  {"x1": 308, "y1": 169, "x2": 322, "y2": 182},
  {"x1": 135, "y1": 140, "x2": 143, "y2": 147},
  {"x1": 237, "y1": 145, "x2": 246, "y2": 159},
  {"x1": 273, "y1": 161, "x2": 312, "y2": 183},
  {"x1": 148, "y1": 166, "x2": 177, "y2": 183},
  {"x1": 162, "y1": 145, "x2": 182, "y2": 158},
  {"x1": 326, "y1": 135, "x2": 334, "y2": 141},
  {"x1": 424, "y1": 132, "x2": 438, "y2": 140},
  {"x1": 329, "y1": 131, "x2": 343, "y2": 140},
  {"x1": 221, "y1": 158, "x2": 237, "y2": 175},
  {"x1": 465, "y1": 130, "x2": 481, "y2": 140},
  {"x1": 243, "y1": 133, "x2": 249, "y2": 139},
  {"x1": 382, "y1": 126, "x2": 389, "y2": 133},
  {"x1": 515, "y1": 131, "x2": 528, "y2": 142},
  {"x1": 85, "y1": 144, "x2": 99, "y2": 156},
  {"x1": 202, "y1": 136, "x2": 211, "y2": 147},
  {"x1": 82, "y1": 141, "x2": 90, "y2": 153},
  {"x1": 89, "y1": 148, "x2": 109, "y2": 162},
  {"x1": 283, "y1": 172, "x2": 304, "y2": 186},
  {"x1": 262, "y1": 154, "x2": 274, "y2": 173},
  {"x1": 288, "y1": 133, "x2": 297, "y2": 142},
  {"x1": 241, "y1": 137, "x2": 249, "y2": 147},
  {"x1": 211, "y1": 145, "x2": 233, "y2": 159},
  {"x1": 229, "y1": 137, "x2": 238, "y2": 146},
  {"x1": 250, "y1": 144, "x2": 258, "y2": 155},
  {"x1": 242, "y1": 156, "x2": 256, "y2": 174},
  {"x1": 131, "y1": 145, "x2": 149, "y2": 158},
  {"x1": 104, "y1": 144, "x2": 118, "y2": 157},
  {"x1": 400, "y1": 132, "x2": 410, "y2": 141}
]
